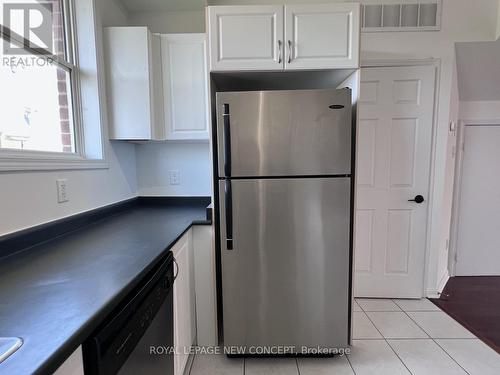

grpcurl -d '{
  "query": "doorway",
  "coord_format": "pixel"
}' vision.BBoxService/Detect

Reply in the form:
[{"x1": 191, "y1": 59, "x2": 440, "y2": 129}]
[
  {"x1": 354, "y1": 64, "x2": 437, "y2": 298},
  {"x1": 453, "y1": 123, "x2": 500, "y2": 276}
]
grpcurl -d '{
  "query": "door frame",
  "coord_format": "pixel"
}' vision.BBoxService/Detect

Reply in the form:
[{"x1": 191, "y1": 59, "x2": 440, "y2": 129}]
[
  {"x1": 359, "y1": 58, "x2": 441, "y2": 297},
  {"x1": 448, "y1": 118, "x2": 500, "y2": 276}
]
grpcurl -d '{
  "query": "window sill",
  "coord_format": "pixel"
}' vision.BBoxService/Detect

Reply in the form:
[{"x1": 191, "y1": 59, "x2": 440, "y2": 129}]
[{"x1": 0, "y1": 150, "x2": 109, "y2": 172}]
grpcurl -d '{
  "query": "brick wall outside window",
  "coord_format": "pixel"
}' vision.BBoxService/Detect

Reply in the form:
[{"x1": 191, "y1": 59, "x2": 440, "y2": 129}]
[{"x1": 49, "y1": 0, "x2": 73, "y2": 153}]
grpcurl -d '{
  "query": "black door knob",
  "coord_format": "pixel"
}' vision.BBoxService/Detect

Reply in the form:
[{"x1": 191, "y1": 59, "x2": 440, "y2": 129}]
[{"x1": 408, "y1": 195, "x2": 425, "y2": 204}]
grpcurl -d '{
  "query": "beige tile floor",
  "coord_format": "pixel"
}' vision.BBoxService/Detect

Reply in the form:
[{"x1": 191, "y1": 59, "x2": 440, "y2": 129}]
[{"x1": 188, "y1": 299, "x2": 500, "y2": 375}]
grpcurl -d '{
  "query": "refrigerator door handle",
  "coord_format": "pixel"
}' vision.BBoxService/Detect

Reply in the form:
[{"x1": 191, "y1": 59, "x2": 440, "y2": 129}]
[
  {"x1": 225, "y1": 180, "x2": 234, "y2": 250},
  {"x1": 223, "y1": 104, "x2": 232, "y2": 177}
]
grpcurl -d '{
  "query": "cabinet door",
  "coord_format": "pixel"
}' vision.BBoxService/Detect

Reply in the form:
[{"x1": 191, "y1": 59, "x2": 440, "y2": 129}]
[
  {"x1": 161, "y1": 34, "x2": 209, "y2": 140},
  {"x1": 285, "y1": 3, "x2": 360, "y2": 70},
  {"x1": 172, "y1": 232, "x2": 195, "y2": 375},
  {"x1": 150, "y1": 33, "x2": 166, "y2": 141},
  {"x1": 208, "y1": 5, "x2": 284, "y2": 71},
  {"x1": 104, "y1": 27, "x2": 154, "y2": 140}
]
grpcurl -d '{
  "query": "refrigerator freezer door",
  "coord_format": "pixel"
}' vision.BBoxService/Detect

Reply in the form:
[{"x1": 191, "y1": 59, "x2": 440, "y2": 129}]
[
  {"x1": 219, "y1": 177, "x2": 351, "y2": 351},
  {"x1": 217, "y1": 89, "x2": 352, "y2": 178}
]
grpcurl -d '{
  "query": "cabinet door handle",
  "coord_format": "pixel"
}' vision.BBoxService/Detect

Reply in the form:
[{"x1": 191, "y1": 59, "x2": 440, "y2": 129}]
[
  {"x1": 287, "y1": 40, "x2": 292, "y2": 64},
  {"x1": 277, "y1": 40, "x2": 283, "y2": 64}
]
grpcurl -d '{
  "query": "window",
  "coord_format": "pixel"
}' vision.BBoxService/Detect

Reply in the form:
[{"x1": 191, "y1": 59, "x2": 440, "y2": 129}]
[{"x1": 0, "y1": 0, "x2": 78, "y2": 154}]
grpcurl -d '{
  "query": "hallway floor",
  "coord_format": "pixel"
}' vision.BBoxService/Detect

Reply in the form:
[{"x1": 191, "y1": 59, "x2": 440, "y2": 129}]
[
  {"x1": 189, "y1": 299, "x2": 500, "y2": 375},
  {"x1": 431, "y1": 276, "x2": 500, "y2": 354}
]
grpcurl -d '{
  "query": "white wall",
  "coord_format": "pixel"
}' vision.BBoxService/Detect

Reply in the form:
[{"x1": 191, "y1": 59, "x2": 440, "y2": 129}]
[
  {"x1": 0, "y1": 0, "x2": 137, "y2": 236},
  {"x1": 456, "y1": 39, "x2": 500, "y2": 101},
  {"x1": 136, "y1": 143, "x2": 212, "y2": 196},
  {"x1": 128, "y1": 9, "x2": 212, "y2": 198},
  {"x1": 101, "y1": 0, "x2": 130, "y2": 26},
  {"x1": 460, "y1": 101, "x2": 500, "y2": 120},
  {"x1": 128, "y1": 10, "x2": 205, "y2": 33}
]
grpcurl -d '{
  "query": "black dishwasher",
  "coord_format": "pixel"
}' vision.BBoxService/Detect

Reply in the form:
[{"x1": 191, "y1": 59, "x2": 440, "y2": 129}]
[{"x1": 83, "y1": 253, "x2": 175, "y2": 375}]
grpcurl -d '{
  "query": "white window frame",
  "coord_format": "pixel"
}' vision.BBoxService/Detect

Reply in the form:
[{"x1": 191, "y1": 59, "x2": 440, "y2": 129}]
[{"x1": 0, "y1": 0, "x2": 109, "y2": 171}]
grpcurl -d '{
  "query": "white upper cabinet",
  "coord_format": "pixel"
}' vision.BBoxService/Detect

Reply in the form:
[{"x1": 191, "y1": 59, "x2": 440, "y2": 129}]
[
  {"x1": 285, "y1": 3, "x2": 360, "y2": 70},
  {"x1": 161, "y1": 34, "x2": 210, "y2": 140},
  {"x1": 208, "y1": 5, "x2": 284, "y2": 71},
  {"x1": 104, "y1": 27, "x2": 165, "y2": 140},
  {"x1": 105, "y1": 29, "x2": 209, "y2": 141},
  {"x1": 207, "y1": 3, "x2": 360, "y2": 72}
]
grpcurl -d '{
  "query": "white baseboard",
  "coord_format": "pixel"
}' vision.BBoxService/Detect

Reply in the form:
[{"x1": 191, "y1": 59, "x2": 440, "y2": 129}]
[{"x1": 426, "y1": 271, "x2": 450, "y2": 298}]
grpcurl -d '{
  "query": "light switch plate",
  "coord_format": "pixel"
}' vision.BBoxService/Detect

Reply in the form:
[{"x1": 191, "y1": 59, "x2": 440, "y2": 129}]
[{"x1": 56, "y1": 179, "x2": 69, "y2": 203}]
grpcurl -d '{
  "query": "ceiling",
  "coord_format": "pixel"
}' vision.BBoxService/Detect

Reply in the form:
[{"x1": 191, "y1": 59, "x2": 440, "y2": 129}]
[
  {"x1": 119, "y1": 0, "x2": 207, "y2": 13},
  {"x1": 456, "y1": 38, "x2": 500, "y2": 101}
]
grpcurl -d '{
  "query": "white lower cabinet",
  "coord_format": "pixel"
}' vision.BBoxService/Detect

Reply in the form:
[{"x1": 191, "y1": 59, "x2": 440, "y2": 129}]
[
  {"x1": 192, "y1": 226, "x2": 218, "y2": 347},
  {"x1": 172, "y1": 230, "x2": 196, "y2": 375}
]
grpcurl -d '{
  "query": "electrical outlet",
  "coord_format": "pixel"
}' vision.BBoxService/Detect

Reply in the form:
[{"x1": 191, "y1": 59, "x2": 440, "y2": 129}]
[
  {"x1": 169, "y1": 170, "x2": 180, "y2": 185},
  {"x1": 57, "y1": 179, "x2": 69, "y2": 203}
]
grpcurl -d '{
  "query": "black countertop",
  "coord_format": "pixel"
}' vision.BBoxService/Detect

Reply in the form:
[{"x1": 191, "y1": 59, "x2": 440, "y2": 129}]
[{"x1": 0, "y1": 198, "x2": 211, "y2": 375}]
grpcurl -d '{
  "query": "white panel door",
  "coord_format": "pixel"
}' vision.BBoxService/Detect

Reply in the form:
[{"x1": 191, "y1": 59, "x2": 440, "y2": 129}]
[
  {"x1": 355, "y1": 66, "x2": 436, "y2": 298},
  {"x1": 207, "y1": 5, "x2": 284, "y2": 71},
  {"x1": 456, "y1": 125, "x2": 500, "y2": 276},
  {"x1": 161, "y1": 34, "x2": 209, "y2": 140},
  {"x1": 285, "y1": 3, "x2": 360, "y2": 70}
]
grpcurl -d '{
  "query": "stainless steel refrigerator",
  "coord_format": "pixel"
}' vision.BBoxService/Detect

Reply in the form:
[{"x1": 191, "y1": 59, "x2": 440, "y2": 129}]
[{"x1": 216, "y1": 88, "x2": 353, "y2": 353}]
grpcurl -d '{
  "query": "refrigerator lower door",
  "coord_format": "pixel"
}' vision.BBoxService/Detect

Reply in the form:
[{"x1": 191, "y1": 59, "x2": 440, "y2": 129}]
[{"x1": 219, "y1": 177, "x2": 351, "y2": 352}]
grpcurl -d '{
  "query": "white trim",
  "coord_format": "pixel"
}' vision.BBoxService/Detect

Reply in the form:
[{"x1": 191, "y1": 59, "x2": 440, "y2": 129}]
[
  {"x1": 0, "y1": 149, "x2": 108, "y2": 172},
  {"x1": 460, "y1": 118, "x2": 500, "y2": 125},
  {"x1": 360, "y1": 59, "x2": 441, "y2": 298},
  {"x1": 448, "y1": 118, "x2": 500, "y2": 276},
  {"x1": 362, "y1": 58, "x2": 439, "y2": 67},
  {"x1": 89, "y1": 0, "x2": 109, "y2": 160},
  {"x1": 448, "y1": 120, "x2": 465, "y2": 277},
  {"x1": 426, "y1": 270, "x2": 449, "y2": 298},
  {"x1": 438, "y1": 271, "x2": 450, "y2": 292},
  {"x1": 423, "y1": 58, "x2": 441, "y2": 298}
]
